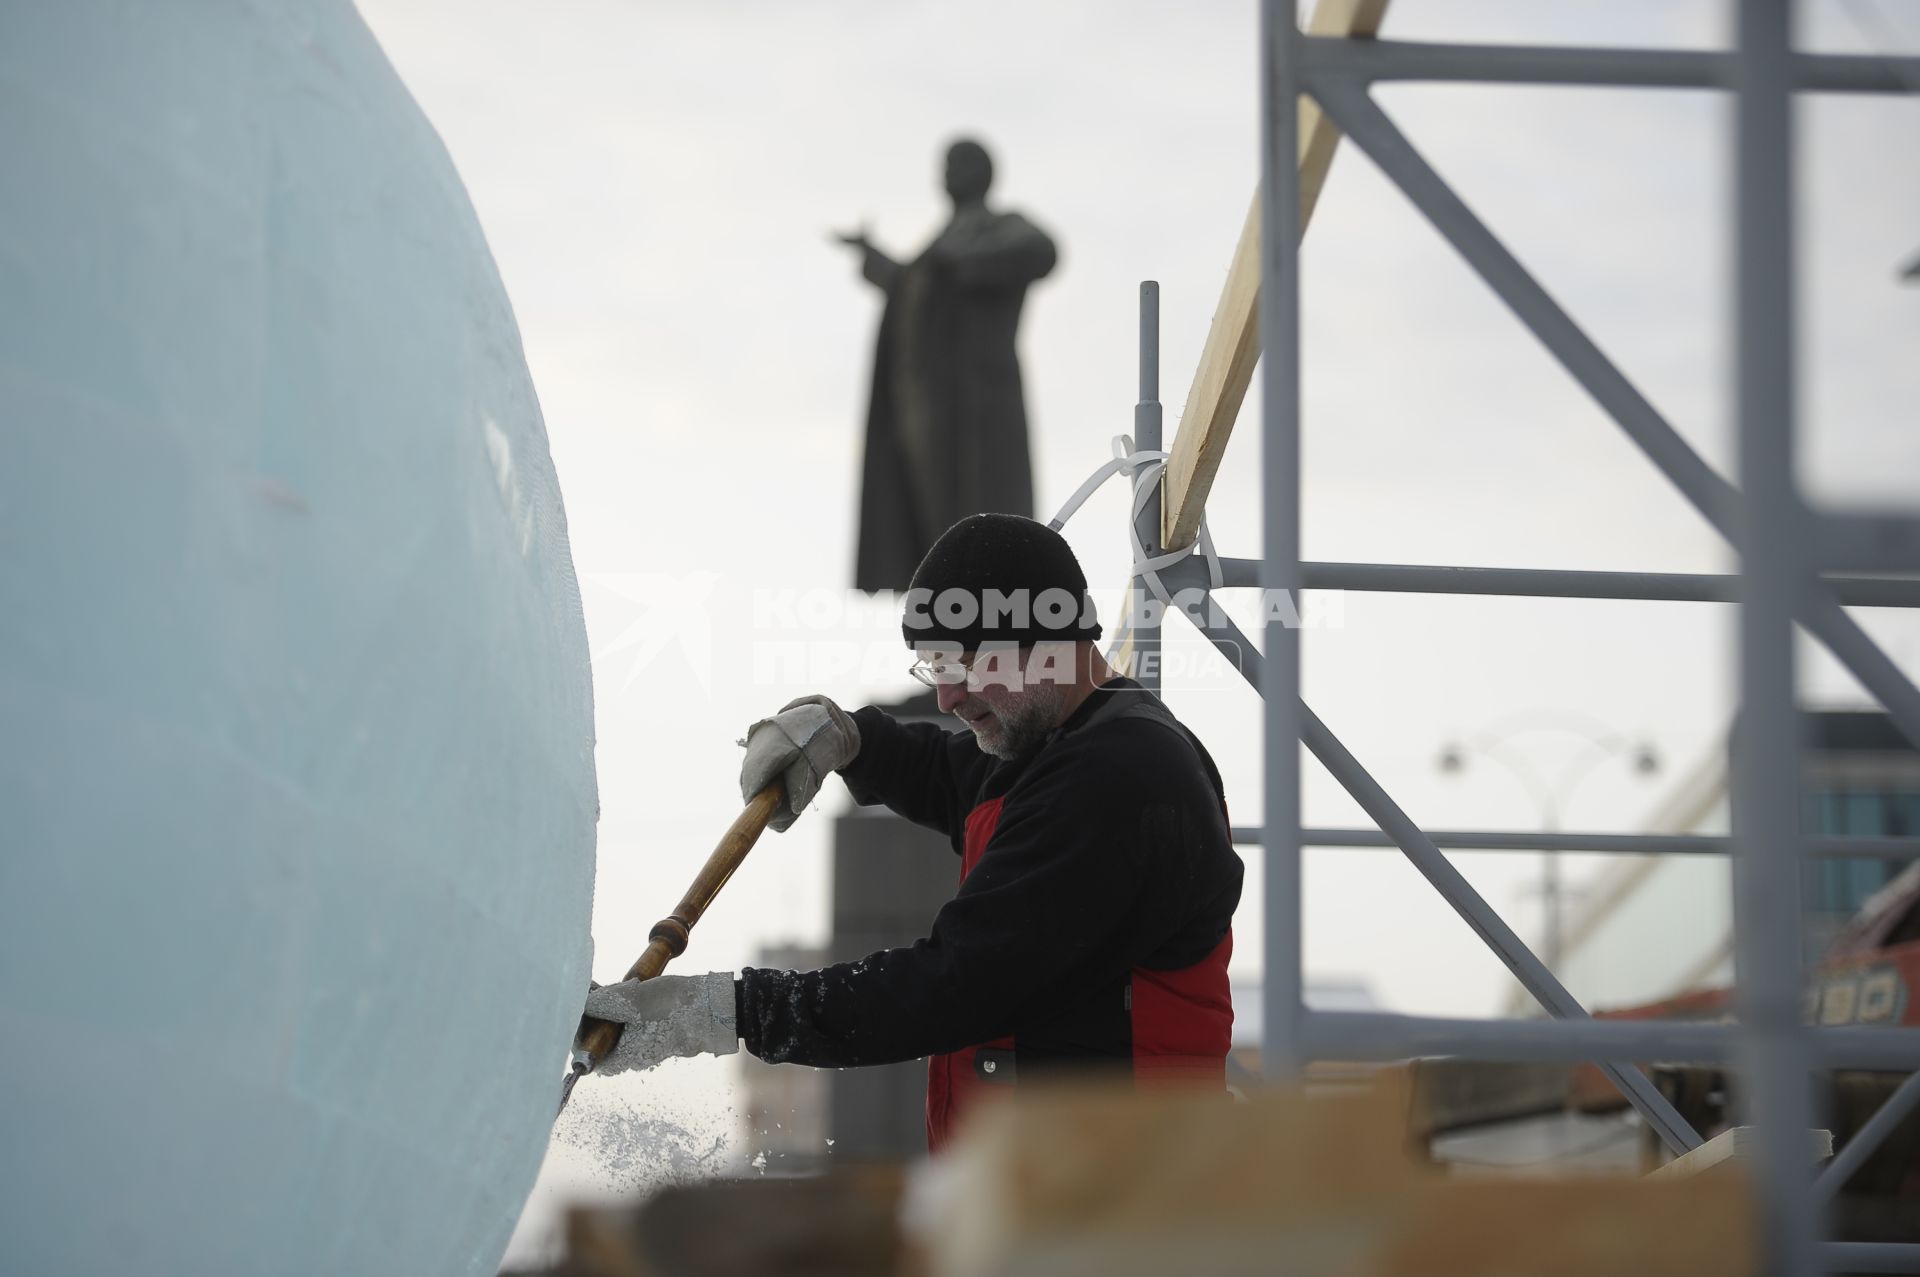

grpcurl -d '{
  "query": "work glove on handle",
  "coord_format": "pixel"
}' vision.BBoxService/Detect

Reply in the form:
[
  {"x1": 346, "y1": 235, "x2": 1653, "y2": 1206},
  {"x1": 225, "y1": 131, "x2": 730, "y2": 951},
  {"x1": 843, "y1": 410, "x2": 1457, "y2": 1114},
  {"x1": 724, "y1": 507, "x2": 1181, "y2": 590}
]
[
  {"x1": 739, "y1": 694, "x2": 861, "y2": 832},
  {"x1": 579, "y1": 972, "x2": 739, "y2": 1076}
]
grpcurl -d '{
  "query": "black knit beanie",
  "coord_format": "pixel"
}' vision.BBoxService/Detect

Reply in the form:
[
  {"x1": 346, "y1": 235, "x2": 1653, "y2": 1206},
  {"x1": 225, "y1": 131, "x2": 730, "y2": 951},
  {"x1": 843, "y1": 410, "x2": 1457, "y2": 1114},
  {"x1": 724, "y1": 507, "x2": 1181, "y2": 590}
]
[{"x1": 901, "y1": 514, "x2": 1102, "y2": 650}]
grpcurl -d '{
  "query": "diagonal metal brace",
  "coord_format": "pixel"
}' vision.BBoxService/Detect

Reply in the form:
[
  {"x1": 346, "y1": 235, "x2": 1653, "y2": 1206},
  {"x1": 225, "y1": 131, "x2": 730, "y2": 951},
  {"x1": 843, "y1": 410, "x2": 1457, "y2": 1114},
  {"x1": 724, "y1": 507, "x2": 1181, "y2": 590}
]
[
  {"x1": 1307, "y1": 77, "x2": 1920, "y2": 759},
  {"x1": 1195, "y1": 606, "x2": 1702, "y2": 1155}
]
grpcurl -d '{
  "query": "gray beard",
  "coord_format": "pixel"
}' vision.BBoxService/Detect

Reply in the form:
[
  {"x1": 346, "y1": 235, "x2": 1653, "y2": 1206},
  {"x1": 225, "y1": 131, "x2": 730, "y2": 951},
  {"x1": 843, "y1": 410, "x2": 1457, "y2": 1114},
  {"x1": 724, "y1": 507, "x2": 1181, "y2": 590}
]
[{"x1": 976, "y1": 684, "x2": 1067, "y2": 760}]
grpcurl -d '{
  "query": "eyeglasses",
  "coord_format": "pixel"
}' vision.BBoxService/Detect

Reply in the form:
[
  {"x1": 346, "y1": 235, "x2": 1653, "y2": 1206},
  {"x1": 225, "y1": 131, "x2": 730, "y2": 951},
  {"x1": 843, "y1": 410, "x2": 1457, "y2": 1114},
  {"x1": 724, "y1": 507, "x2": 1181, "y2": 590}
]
[
  {"x1": 909, "y1": 647, "x2": 1031, "y2": 689},
  {"x1": 907, "y1": 656, "x2": 973, "y2": 688}
]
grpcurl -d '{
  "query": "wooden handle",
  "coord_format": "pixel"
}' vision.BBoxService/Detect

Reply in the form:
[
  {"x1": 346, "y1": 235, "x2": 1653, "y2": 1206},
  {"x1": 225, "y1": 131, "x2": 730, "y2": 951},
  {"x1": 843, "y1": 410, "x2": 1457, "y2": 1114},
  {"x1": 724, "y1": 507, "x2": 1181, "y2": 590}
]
[{"x1": 575, "y1": 780, "x2": 787, "y2": 1069}]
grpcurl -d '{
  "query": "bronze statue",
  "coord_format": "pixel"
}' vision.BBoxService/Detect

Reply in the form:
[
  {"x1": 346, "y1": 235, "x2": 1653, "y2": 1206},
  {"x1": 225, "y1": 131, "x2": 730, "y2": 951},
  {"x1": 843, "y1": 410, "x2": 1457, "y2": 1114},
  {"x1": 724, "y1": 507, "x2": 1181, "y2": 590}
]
[{"x1": 839, "y1": 139, "x2": 1058, "y2": 592}]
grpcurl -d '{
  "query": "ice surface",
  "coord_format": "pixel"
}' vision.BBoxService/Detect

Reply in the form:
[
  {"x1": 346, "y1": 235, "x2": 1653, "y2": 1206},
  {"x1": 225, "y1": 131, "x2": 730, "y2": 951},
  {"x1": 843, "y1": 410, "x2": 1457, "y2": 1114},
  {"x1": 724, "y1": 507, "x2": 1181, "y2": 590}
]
[{"x1": 0, "y1": 3, "x2": 598, "y2": 1274}]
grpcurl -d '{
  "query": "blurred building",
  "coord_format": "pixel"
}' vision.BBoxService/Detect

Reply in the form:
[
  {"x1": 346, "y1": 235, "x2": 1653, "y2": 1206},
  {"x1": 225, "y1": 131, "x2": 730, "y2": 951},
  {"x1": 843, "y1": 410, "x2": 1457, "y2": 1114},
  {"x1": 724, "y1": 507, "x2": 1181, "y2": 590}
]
[
  {"x1": 1445, "y1": 711, "x2": 1920, "y2": 1234},
  {"x1": 1803, "y1": 712, "x2": 1920, "y2": 956},
  {"x1": 1508, "y1": 708, "x2": 1920, "y2": 1017}
]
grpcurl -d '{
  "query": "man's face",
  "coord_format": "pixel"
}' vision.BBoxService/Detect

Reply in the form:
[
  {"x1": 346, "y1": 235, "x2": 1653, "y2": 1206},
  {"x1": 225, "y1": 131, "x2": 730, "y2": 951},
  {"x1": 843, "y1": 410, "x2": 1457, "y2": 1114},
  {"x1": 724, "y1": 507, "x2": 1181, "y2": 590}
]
[{"x1": 920, "y1": 644, "x2": 1071, "y2": 760}]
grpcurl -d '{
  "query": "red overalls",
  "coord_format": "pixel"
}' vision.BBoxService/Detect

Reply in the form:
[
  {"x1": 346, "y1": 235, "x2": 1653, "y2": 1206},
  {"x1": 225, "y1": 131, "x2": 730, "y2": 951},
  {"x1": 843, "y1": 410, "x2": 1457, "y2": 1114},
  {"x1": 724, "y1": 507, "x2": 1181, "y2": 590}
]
[{"x1": 923, "y1": 795, "x2": 1236, "y2": 1152}]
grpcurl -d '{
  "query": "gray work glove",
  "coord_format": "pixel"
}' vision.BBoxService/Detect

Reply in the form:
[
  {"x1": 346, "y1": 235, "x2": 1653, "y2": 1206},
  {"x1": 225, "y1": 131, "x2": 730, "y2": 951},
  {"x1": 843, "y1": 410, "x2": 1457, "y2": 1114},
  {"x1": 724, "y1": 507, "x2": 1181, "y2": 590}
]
[
  {"x1": 739, "y1": 694, "x2": 862, "y2": 832},
  {"x1": 579, "y1": 972, "x2": 739, "y2": 1076}
]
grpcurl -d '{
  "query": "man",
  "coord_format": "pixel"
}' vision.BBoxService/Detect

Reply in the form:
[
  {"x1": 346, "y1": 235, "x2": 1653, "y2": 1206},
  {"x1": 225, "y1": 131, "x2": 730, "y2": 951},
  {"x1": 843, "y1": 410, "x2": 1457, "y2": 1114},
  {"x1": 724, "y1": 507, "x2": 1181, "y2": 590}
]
[
  {"x1": 840, "y1": 139, "x2": 1058, "y2": 592},
  {"x1": 583, "y1": 515, "x2": 1241, "y2": 1151}
]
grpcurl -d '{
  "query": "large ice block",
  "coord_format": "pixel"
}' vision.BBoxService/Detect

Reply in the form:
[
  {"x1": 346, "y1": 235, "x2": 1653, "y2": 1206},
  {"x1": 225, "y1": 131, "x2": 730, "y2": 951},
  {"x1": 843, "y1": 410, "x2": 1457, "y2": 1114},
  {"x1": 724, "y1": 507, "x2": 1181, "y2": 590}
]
[{"x1": 0, "y1": 3, "x2": 598, "y2": 1273}]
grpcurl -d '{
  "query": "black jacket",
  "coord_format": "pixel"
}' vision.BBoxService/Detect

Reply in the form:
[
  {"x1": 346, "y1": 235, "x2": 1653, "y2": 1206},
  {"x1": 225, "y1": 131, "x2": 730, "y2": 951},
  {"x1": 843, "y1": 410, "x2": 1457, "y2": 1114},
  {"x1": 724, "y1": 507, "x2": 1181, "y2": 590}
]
[{"x1": 736, "y1": 678, "x2": 1243, "y2": 1071}]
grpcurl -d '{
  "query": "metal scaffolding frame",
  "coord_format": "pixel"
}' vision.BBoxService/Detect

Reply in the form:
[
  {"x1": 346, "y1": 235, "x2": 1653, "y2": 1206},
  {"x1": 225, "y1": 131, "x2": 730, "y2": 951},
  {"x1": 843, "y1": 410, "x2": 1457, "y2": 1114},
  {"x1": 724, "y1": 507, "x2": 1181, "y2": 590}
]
[{"x1": 1114, "y1": 3, "x2": 1920, "y2": 1272}]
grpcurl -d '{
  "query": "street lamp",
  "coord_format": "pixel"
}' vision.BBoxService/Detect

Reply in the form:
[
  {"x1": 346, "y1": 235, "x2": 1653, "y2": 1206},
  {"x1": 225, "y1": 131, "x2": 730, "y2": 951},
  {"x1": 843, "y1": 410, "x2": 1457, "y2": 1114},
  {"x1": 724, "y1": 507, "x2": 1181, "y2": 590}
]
[{"x1": 1436, "y1": 713, "x2": 1662, "y2": 970}]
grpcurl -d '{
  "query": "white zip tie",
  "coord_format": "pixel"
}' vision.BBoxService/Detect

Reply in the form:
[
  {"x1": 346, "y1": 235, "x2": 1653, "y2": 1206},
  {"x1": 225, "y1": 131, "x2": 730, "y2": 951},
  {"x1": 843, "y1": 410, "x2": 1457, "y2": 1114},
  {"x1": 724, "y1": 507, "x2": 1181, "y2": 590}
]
[
  {"x1": 1048, "y1": 435, "x2": 1223, "y2": 666},
  {"x1": 1047, "y1": 434, "x2": 1157, "y2": 532}
]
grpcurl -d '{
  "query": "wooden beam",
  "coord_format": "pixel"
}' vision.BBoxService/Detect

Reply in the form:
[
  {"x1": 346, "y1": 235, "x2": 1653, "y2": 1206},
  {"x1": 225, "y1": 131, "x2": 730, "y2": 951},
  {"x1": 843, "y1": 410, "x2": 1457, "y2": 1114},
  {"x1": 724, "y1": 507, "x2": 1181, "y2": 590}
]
[
  {"x1": 1406, "y1": 1058, "x2": 1571, "y2": 1142},
  {"x1": 558, "y1": 1170, "x2": 905, "y2": 1277},
  {"x1": 1113, "y1": 0, "x2": 1388, "y2": 676},
  {"x1": 1647, "y1": 1125, "x2": 1833, "y2": 1180},
  {"x1": 1159, "y1": 0, "x2": 1390, "y2": 552},
  {"x1": 919, "y1": 1082, "x2": 1757, "y2": 1277}
]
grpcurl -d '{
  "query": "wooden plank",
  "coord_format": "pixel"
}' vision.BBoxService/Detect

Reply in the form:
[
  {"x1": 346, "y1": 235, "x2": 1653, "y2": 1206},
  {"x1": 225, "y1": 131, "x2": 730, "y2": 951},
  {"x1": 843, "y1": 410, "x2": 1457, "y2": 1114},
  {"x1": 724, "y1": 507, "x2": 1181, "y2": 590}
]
[
  {"x1": 1159, "y1": 0, "x2": 1391, "y2": 553},
  {"x1": 555, "y1": 1170, "x2": 905, "y2": 1277},
  {"x1": 1159, "y1": 196, "x2": 1262, "y2": 556},
  {"x1": 1113, "y1": 0, "x2": 1387, "y2": 677},
  {"x1": 1407, "y1": 1058, "x2": 1572, "y2": 1141},
  {"x1": 1647, "y1": 1125, "x2": 1833, "y2": 1180},
  {"x1": 916, "y1": 1081, "x2": 1756, "y2": 1277}
]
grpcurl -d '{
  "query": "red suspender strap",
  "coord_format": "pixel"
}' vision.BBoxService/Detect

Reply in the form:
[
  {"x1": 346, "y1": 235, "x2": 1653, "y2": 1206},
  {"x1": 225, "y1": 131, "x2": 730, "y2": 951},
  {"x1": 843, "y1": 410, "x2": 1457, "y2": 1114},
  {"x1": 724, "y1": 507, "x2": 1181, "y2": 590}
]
[{"x1": 926, "y1": 797, "x2": 1009, "y2": 1153}]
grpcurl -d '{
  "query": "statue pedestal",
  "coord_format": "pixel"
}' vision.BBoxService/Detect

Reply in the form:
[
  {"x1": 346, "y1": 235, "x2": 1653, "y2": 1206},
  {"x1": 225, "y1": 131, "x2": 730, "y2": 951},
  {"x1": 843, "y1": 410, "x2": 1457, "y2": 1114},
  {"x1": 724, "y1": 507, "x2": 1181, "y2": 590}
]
[{"x1": 828, "y1": 692, "x2": 960, "y2": 1160}]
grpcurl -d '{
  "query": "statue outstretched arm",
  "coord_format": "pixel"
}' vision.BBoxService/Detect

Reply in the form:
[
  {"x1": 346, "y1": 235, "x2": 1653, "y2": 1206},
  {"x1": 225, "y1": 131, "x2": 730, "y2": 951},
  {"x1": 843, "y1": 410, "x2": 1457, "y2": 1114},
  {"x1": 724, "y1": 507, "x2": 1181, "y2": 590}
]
[{"x1": 834, "y1": 227, "x2": 902, "y2": 292}]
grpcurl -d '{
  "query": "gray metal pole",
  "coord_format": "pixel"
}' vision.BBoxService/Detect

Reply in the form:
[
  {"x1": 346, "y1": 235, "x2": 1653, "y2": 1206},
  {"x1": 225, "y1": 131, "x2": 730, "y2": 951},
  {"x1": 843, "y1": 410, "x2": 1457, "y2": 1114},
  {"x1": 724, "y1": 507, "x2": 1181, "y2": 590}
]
[
  {"x1": 1306, "y1": 78, "x2": 1735, "y2": 533},
  {"x1": 1258, "y1": 0, "x2": 1306, "y2": 1081},
  {"x1": 1295, "y1": 37, "x2": 1920, "y2": 94},
  {"x1": 1731, "y1": 2, "x2": 1821, "y2": 1272},
  {"x1": 1812, "y1": 1068, "x2": 1920, "y2": 1203},
  {"x1": 1192, "y1": 608, "x2": 1701, "y2": 1152},
  {"x1": 1201, "y1": 556, "x2": 1920, "y2": 608},
  {"x1": 1302, "y1": 1010, "x2": 1920, "y2": 1069},
  {"x1": 1799, "y1": 602, "x2": 1920, "y2": 749},
  {"x1": 1822, "y1": 1243, "x2": 1920, "y2": 1273},
  {"x1": 1232, "y1": 825, "x2": 1920, "y2": 860},
  {"x1": 1307, "y1": 78, "x2": 1920, "y2": 758},
  {"x1": 1131, "y1": 281, "x2": 1163, "y2": 696}
]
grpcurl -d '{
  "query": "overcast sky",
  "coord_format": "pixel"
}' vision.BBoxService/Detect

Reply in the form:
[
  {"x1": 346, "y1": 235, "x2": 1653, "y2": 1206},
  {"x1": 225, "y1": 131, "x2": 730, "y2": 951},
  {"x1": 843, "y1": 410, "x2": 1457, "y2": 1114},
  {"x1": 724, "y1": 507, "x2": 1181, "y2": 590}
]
[{"x1": 348, "y1": 0, "x2": 1919, "y2": 1261}]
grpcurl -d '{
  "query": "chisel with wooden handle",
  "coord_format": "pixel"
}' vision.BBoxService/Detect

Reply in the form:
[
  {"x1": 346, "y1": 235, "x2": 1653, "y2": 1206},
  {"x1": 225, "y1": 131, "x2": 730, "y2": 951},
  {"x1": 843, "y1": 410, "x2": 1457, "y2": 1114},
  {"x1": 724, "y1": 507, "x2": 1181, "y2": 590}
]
[{"x1": 557, "y1": 778, "x2": 786, "y2": 1115}]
